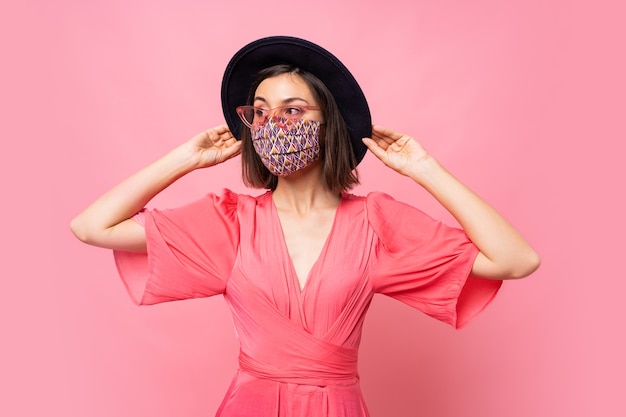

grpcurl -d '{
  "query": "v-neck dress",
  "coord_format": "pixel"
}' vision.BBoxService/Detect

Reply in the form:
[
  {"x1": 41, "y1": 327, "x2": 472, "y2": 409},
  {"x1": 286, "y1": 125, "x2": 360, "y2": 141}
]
[{"x1": 114, "y1": 189, "x2": 501, "y2": 417}]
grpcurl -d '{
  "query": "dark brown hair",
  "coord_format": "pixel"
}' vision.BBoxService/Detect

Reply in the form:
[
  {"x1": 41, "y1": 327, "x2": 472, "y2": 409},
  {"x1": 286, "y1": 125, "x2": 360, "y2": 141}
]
[{"x1": 240, "y1": 65, "x2": 359, "y2": 193}]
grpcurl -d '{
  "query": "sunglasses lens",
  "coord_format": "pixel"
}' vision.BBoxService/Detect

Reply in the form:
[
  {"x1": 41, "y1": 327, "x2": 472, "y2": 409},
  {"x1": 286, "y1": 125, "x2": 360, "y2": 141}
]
[{"x1": 236, "y1": 107, "x2": 259, "y2": 127}]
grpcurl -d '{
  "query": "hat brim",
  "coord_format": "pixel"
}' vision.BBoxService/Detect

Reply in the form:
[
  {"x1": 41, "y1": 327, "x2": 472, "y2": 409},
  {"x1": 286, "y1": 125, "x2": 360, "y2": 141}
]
[{"x1": 221, "y1": 36, "x2": 371, "y2": 164}]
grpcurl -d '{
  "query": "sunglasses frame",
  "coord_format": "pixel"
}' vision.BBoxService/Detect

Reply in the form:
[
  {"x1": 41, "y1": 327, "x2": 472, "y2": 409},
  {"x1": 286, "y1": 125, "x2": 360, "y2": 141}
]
[{"x1": 236, "y1": 105, "x2": 322, "y2": 129}]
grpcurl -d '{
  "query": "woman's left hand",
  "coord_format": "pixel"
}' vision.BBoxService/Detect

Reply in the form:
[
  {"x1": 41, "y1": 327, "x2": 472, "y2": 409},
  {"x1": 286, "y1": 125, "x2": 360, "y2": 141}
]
[
  {"x1": 363, "y1": 126, "x2": 540, "y2": 280},
  {"x1": 362, "y1": 125, "x2": 431, "y2": 178}
]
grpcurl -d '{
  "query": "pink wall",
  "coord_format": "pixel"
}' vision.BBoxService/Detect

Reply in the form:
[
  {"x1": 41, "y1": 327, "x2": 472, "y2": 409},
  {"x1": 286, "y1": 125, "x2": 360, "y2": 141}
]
[{"x1": 2, "y1": 0, "x2": 625, "y2": 416}]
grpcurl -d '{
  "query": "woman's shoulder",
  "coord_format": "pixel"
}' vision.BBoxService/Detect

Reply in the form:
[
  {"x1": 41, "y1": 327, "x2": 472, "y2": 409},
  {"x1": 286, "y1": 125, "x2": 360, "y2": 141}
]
[
  {"x1": 210, "y1": 188, "x2": 275, "y2": 216},
  {"x1": 341, "y1": 190, "x2": 398, "y2": 208},
  {"x1": 340, "y1": 191, "x2": 401, "y2": 222},
  {"x1": 172, "y1": 188, "x2": 262, "y2": 219},
  {"x1": 342, "y1": 191, "x2": 434, "y2": 237},
  {"x1": 207, "y1": 188, "x2": 271, "y2": 204}
]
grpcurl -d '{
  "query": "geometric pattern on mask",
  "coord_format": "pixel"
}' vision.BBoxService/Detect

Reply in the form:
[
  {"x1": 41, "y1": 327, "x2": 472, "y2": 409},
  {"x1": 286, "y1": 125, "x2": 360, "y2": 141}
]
[{"x1": 251, "y1": 118, "x2": 321, "y2": 177}]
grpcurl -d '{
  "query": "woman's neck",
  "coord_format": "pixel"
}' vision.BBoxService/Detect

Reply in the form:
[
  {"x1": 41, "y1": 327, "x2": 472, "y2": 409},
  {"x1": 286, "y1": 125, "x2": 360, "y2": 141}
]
[{"x1": 272, "y1": 164, "x2": 340, "y2": 214}]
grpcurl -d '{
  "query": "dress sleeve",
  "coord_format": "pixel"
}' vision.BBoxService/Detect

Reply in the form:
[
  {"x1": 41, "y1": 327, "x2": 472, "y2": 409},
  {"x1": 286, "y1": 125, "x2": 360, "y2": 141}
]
[
  {"x1": 113, "y1": 190, "x2": 240, "y2": 305},
  {"x1": 367, "y1": 192, "x2": 501, "y2": 329}
]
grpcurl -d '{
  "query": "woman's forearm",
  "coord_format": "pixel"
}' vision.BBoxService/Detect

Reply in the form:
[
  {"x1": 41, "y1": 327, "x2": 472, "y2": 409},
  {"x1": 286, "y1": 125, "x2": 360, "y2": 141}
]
[
  {"x1": 408, "y1": 156, "x2": 540, "y2": 280},
  {"x1": 70, "y1": 145, "x2": 198, "y2": 249},
  {"x1": 70, "y1": 125, "x2": 241, "y2": 251}
]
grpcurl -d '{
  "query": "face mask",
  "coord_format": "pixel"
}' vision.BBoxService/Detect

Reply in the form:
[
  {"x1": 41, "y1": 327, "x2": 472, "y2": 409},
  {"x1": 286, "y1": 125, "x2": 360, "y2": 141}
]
[{"x1": 251, "y1": 118, "x2": 321, "y2": 177}]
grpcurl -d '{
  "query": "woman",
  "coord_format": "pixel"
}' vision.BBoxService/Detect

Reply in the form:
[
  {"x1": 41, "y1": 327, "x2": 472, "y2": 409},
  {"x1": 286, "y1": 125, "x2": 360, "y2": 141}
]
[{"x1": 71, "y1": 36, "x2": 539, "y2": 416}]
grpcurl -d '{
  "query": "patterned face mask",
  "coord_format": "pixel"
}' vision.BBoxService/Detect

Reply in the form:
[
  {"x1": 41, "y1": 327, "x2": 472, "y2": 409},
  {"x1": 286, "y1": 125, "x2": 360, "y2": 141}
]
[{"x1": 251, "y1": 118, "x2": 321, "y2": 177}]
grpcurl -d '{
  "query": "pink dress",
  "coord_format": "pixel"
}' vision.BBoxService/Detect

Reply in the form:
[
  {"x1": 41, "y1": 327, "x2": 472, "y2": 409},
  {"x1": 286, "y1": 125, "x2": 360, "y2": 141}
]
[{"x1": 114, "y1": 190, "x2": 501, "y2": 416}]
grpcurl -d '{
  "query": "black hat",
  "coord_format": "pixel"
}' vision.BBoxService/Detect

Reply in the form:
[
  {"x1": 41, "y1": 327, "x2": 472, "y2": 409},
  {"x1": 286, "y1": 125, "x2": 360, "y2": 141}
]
[{"x1": 221, "y1": 36, "x2": 371, "y2": 164}]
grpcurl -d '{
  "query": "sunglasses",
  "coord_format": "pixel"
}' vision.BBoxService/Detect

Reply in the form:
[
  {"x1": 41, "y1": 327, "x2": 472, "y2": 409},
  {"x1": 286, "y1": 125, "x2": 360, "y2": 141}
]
[{"x1": 236, "y1": 105, "x2": 322, "y2": 129}]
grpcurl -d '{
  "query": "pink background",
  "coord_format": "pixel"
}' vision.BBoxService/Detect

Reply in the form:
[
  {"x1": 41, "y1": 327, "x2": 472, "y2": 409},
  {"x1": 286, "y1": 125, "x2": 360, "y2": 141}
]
[{"x1": 2, "y1": 0, "x2": 625, "y2": 416}]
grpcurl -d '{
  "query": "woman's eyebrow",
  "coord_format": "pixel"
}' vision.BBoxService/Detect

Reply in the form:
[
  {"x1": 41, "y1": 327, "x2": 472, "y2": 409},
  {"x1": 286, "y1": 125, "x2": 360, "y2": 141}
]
[
  {"x1": 253, "y1": 96, "x2": 311, "y2": 105},
  {"x1": 281, "y1": 97, "x2": 311, "y2": 104}
]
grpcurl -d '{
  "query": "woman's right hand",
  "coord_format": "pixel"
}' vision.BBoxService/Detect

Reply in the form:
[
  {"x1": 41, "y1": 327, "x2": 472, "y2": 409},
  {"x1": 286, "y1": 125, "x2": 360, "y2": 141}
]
[{"x1": 185, "y1": 125, "x2": 242, "y2": 169}]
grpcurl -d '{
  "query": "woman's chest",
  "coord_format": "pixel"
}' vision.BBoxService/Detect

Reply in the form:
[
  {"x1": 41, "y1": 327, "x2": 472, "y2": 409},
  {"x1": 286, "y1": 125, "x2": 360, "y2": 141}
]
[
  {"x1": 277, "y1": 207, "x2": 337, "y2": 291},
  {"x1": 229, "y1": 198, "x2": 376, "y2": 331}
]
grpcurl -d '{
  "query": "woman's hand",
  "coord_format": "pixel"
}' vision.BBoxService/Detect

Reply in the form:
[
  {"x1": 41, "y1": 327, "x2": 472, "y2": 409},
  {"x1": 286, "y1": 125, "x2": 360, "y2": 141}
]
[
  {"x1": 70, "y1": 124, "x2": 242, "y2": 251},
  {"x1": 362, "y1": 125, "x2": 431, "y2": 178},
  {"x1": 185, "y1": 125, "x2": 242, "y2": 169},
  {"x1": 363, "y1": 124, "x2": 540, "y2": 280}
]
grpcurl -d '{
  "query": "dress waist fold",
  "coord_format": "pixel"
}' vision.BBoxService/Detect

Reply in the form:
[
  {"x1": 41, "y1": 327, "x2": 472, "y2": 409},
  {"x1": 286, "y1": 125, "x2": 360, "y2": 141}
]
[{"x1": 238, "y1": 349, "x2": 359, "y2": 386}]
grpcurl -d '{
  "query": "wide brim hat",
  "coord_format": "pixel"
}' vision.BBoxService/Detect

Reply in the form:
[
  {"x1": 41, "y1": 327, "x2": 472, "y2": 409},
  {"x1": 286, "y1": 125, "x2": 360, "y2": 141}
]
[{"x1": 221, "y1": 36, "x2": 371, "y2": 165}]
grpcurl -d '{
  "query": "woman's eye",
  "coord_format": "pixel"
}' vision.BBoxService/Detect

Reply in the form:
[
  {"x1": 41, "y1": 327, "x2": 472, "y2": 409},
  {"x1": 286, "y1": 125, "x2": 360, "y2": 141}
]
[
  {"x1": 284, "y1": 107, "x2": 304, "y2": 116},
  {"x1": 253, "y1": 108, "x2": 267, "y2": 117}
]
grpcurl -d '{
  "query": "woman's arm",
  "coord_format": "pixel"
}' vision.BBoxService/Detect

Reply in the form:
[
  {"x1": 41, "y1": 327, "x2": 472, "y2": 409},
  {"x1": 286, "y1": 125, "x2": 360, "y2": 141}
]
[
  {"x1": 70, "y1": 125, "x2": 241, "y2": 252},
  {"x1": 363, "y1": 125, "x2": 540, "y2": 280}
]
